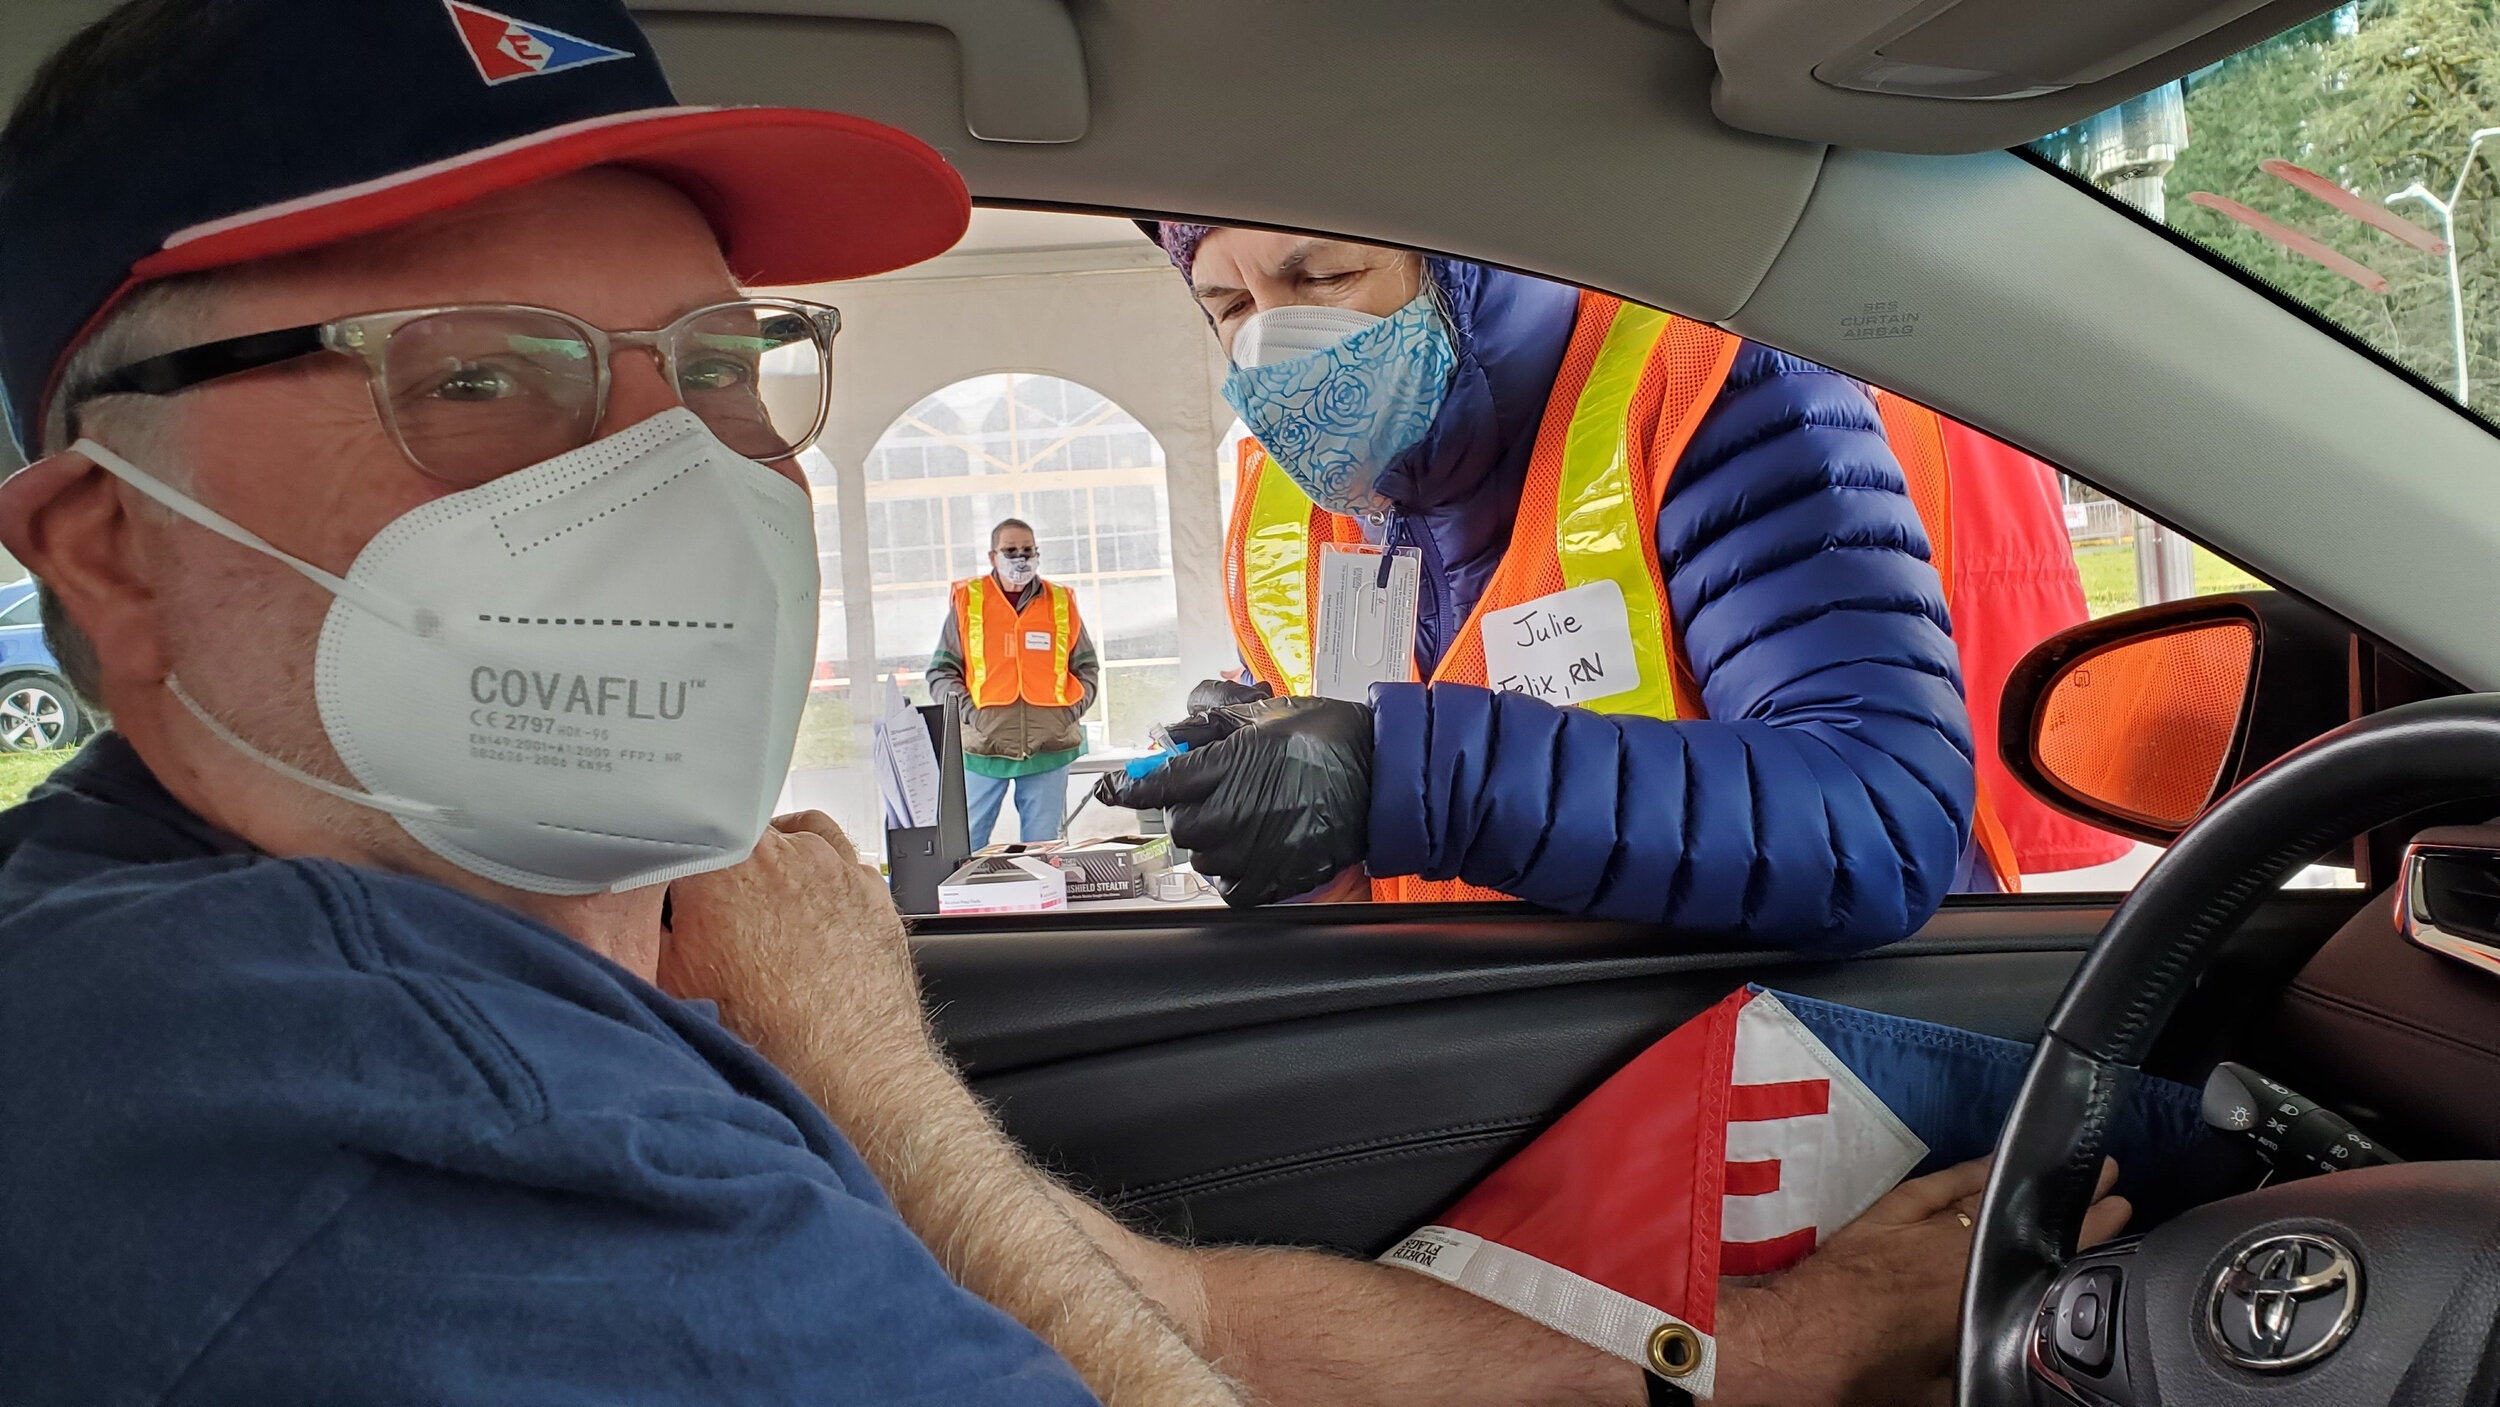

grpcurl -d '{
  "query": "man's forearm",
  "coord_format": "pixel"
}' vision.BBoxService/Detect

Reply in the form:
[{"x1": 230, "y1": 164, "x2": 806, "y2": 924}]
[
  {"x1": 1049, "y1": 1185, "x2": 1643, "y2": 1407},
  {"x1": 1193, "y1": 1245, "x2": 1646, "y2": 1407},
  {"x1": 773, "y1": 1034, "x2": 1241, "y2": 1406},
  {"x1": 703, "y1": 885, "x2": 1238, "y2": 1407}
]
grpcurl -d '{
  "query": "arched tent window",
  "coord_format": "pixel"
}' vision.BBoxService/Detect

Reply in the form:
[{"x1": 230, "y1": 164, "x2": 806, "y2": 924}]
[{"x1": 865, "y1": 374, "x2": 1180, "y2": 748}]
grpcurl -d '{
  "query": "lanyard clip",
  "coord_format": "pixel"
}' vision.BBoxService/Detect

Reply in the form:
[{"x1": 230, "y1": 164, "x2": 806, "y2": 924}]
[{"x1": 1377, "y1": 514, "x2": 1406, "y2": 589}]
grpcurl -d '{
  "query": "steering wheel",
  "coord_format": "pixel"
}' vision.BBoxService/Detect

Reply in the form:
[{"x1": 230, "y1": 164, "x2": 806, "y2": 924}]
[{"x1": 1958, "y1": 695, "x2": 2500, "y2": 1407}]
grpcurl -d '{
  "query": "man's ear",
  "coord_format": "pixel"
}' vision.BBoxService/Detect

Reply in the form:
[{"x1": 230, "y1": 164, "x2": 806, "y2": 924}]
[{"x1": 0, "y1": 451, "x2": 168, "y2": 686}]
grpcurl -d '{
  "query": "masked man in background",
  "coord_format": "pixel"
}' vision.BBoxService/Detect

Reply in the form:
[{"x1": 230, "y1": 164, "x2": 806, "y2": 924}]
[
  {"x1": 927, "y1": 517, "x2": 1101, "y2": 846},
  {"x1": 1107, "y1": 225, "x2": 2116, "y2": 926}
]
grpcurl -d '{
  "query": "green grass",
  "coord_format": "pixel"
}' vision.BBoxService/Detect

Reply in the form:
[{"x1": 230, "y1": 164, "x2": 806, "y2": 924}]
[
  {"x1": 1103, "y1": 663, "x2": 1183, "y2": 750},
  {"x1": 790, "y1": 690, "x2": 856, "y2": 771},
  {"x1": 0, "y1": 745, "x2": 79, "y2": 808},
  {"x1": 2072, "y1": 543, "x2": 2266, "y2": 618}
]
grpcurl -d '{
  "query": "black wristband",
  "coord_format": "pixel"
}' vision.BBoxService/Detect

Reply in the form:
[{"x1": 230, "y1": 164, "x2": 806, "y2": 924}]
[{"x1": 1647, "y1": 1375, "x2": 1697, "y2": 1406}]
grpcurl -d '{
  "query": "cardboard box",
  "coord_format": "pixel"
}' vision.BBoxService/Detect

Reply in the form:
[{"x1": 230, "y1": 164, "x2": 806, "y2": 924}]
[
  {"x1": 938, "y1": 853, "x2": 1068, "y2": 915},
  {"x1": 1052, "y1": 835, "x2": 1174, "y2": 902}
]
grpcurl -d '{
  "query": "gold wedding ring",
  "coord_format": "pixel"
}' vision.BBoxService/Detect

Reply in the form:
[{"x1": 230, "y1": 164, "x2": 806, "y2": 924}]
[
  {"x1": 1956, "y1": 1210, "x2": 1975, "y2": 1228},
  {"x1": 1648, "y1": 1322, "x2": 1704, "y2": 1378}
]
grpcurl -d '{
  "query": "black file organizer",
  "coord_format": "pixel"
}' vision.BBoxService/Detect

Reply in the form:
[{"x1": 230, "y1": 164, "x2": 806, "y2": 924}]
[{"x1": 886, "y1": 700, "x2": 970, "y2": 916}]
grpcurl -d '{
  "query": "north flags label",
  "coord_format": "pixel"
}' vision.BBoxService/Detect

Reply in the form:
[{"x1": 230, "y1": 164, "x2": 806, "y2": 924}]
[
  {"x1": 444, "y1": 2, "x2": 634, "y2": 85},
  {"x1": 1377, "y1": 987, "x2": 1926, "y2": 1398}
]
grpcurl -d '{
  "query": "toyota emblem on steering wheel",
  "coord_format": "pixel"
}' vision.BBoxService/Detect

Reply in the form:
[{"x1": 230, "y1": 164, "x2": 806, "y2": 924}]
[{"x1": 2207, "y1": 1233, "x2": 2362, "y2": 1371}]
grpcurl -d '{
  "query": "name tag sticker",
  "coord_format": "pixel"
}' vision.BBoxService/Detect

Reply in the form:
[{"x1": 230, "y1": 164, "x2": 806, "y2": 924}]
[
  {"x1": 1313, "y1": 544, "x2": 1421, "y2": 703},
  {"x1": 1024, "y1": 631, "x2": 1053, "y2": 651},
  {"x1": 1481, "y1": 579, "x2": 1642, "y2": 707}
]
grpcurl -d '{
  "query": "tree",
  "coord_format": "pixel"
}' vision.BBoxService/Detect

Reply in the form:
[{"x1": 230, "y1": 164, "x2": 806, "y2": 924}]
[{"x1": 2060, "y1": 0, "x2": 2500, "y2": 418}]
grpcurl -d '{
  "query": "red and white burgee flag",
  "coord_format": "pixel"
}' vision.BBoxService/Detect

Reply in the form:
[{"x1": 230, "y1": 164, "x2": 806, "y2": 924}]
[{"x1": 1376, "y1": 987, "x2": 1926, "y2": 1397}]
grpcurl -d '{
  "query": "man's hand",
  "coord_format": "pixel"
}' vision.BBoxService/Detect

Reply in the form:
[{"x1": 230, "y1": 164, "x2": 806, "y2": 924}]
[
  {"x1": 659, "y1": 812, "x2": 930, "y2": 1085},
  {"x1": 1715, "y1": 1156, "x2": 2129, "y2": 1407}
]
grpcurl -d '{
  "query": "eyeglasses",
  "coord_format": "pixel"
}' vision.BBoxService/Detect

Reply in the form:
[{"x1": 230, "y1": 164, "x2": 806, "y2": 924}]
[{"x1": 71, "y1": 298, "x2": 841, "y2": 487}]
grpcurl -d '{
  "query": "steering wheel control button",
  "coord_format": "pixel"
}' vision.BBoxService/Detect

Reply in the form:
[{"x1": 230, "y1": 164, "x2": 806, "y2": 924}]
[
  {"x1": 2208, "y1": 1232, "x2": 2362, "y2": 1371},
  {"x1": 2052, "y1": 1267, "x2": 2121, "y2": 1374},
  {"x1": 2068, "y1": 1288, "x2": 2102, "y2": 1340}
]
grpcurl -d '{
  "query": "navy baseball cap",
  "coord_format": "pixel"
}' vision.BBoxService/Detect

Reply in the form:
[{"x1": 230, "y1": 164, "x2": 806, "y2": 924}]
[{"x1": 0, "y1": 0, "x2": 972, "y2": 454}]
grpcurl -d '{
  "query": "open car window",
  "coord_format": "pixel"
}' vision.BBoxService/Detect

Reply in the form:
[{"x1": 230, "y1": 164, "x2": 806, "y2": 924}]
[
  {"x1": 734, "y1": 212, "x2": 2339, "y2": 915},
  {"x1": 2029, "y1": 0, "x2": 2500, "y2": 427}
]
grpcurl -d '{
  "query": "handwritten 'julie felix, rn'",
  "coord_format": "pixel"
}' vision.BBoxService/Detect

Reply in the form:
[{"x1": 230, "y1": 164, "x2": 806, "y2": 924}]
[
  {"x1": 1490, "y1": 606, "x2": 1609, "y2": 702},
  {"x1": 1478, "y1": 579, "x2": 1639, "y2": 708}
]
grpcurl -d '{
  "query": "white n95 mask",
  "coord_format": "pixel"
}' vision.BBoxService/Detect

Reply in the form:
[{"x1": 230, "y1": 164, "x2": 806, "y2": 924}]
[
  {"x1": 1229, "y1": 304, "x2": 1384, "y2": 370},
  {"x1": 75, "y1": 407, "x2": 819, "y2": 896}
]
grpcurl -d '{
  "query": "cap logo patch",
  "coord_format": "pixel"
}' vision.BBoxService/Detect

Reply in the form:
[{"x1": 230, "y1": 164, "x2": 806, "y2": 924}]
[{"x1": 444, "y1": 1, "x2": 634, "y2": 85}]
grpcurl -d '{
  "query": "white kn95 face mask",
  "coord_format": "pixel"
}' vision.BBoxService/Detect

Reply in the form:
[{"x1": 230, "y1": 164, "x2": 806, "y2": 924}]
[{"x1": 75, "y1": 407, "x2": 819, "y2": 895}]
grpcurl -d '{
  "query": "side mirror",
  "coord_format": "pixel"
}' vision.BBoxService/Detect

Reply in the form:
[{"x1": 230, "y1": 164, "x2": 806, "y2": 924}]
[{"x1": 1999, "y1": 592, "x2": 2351, "y2": 844}]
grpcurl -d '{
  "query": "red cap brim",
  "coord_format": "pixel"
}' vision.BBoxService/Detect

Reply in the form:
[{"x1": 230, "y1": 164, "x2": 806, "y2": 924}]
[{"x1": 130, "y1": 105, "x2": 970, "y2": 287}]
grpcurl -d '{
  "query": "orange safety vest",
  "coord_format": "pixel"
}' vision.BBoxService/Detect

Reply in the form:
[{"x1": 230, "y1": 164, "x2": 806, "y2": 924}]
[
  {"x1": 952, "y1": 576, "x2": 1086, "y2": 708},
  {"x1": 1871, "y1": 394, "x2": 2025, "y2": 892},
  {"x1": 1225, "y1": 290, "x2": 2021, "y2": 900}
]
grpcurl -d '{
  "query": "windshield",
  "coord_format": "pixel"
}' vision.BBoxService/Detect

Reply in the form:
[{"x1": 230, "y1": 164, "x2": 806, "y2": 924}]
[{"x1": 2031, "y1": 1, "x2": 2499, "y2": 422}]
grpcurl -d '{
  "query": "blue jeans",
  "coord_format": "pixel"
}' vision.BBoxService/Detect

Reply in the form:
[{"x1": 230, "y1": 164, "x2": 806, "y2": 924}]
[{"x1": 965, "y1": 764, "x2": 1072, "y2": 848}]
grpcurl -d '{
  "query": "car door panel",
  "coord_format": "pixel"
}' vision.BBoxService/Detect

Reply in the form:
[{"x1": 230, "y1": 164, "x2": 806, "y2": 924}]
[
  {"x1": 976, "y1": 947, "x2": 2085, "y2": 1255},
  {"x1": 921, "y1": 897, "x2": 2358, "y2": 1256}
]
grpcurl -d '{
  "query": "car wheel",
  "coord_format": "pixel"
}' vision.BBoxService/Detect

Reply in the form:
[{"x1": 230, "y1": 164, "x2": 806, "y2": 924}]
[{"x1": 0, "y1": 676, "x2": 81, "y2": 752}]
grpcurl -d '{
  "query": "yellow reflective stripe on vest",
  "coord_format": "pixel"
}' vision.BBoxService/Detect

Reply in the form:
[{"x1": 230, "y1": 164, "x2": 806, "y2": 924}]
[
  {"x1": 1048, "y1": 584, "x2": 1077, "y2": 704},
  {"x1": 1239, "y1": 455, "x2": 1319, "y2": 695},
  {"x1": 1552, "y1": 303, "x2": 1678, "y2": 719},
  {"x1": 962, "y1": 580, "x2": 991, "y2": 701}
]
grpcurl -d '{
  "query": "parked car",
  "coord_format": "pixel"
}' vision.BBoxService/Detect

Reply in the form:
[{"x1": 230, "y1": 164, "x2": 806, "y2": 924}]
[{"x1": 0, "y1": 579, "x2": 84, "y2": 752}]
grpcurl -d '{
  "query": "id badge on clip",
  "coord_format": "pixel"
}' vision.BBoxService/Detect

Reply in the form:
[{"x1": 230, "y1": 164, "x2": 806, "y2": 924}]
[{"x1": 1313, "y1": 543, "x2": 1422, "y2": 703}]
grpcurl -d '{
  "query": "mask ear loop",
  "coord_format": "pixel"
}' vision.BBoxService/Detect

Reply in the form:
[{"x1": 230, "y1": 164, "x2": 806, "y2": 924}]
[
  {"x1": 73, "y1": 439, "x2": 436, "y2": 638},
  {"x1": 163, "y1": 675, "x2": 459, "y2": 825},
  {"x1": 74, "y1": 439, "x2": 459, "y2": 825}
]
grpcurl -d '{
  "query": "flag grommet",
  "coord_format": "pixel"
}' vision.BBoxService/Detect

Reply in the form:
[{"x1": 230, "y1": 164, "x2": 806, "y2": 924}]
[{"x1": 1648, "y1": 1323, "x2": 1703, "y2": 1378}]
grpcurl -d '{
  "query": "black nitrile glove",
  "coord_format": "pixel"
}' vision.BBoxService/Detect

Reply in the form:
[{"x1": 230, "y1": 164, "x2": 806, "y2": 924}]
[
  {"x1": 1158, "y1": 695, "x2": 1276, "y2": 751},
  {"x1": 1094, "y1": 695, "x2": 1373, "y2": 908},
  {"x1": 1185, "y1": 676, "x2": 1274, "y2": 712}
]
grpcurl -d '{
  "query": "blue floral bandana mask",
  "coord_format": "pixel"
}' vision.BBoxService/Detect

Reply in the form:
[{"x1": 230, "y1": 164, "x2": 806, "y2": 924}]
[{"x1": 1222, "y1": 291, "x2": 1456, "y2": 517}]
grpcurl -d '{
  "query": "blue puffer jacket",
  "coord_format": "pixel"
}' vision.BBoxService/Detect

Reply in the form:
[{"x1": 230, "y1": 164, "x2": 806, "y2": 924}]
[{"x1": 1365, "y1": 263, "x2": 1974, "y2": 952}]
